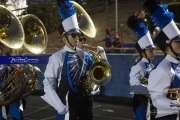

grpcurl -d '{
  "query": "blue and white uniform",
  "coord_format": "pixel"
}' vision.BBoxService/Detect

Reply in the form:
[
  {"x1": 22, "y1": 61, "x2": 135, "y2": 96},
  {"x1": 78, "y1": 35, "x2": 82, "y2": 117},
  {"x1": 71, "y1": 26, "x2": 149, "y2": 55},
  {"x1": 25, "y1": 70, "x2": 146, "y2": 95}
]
[
  {"x1": 43, "y1": 45, "x2": 107, "y2": 120},
  {"x1": 130, "y1": 58, "x2": 154, "y2": 120},
  {"x1": 43, "y1": 45, "x2": 93, "y2": 120},
  {"x1": 148, "y1": 54, "x2": 180, "y2": 119}
]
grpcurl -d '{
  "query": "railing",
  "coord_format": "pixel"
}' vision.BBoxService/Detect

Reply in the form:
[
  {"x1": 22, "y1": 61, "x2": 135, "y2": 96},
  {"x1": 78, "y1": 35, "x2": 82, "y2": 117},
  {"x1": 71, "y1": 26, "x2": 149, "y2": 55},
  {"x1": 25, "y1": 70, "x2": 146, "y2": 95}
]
[{"x1": 44, "y1": 47, "x2": 163, "y2": 55}]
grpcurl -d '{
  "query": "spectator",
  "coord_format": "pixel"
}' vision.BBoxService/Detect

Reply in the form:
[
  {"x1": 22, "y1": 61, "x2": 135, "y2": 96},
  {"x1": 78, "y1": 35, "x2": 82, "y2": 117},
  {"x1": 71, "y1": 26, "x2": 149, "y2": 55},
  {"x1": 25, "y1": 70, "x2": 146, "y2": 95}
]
[
  {"x1": 103, "y1": 28, "x2": 113, "y2": 53},
  {"x1": 113, "y1": 37, "x2": 121, "y2": 53}
]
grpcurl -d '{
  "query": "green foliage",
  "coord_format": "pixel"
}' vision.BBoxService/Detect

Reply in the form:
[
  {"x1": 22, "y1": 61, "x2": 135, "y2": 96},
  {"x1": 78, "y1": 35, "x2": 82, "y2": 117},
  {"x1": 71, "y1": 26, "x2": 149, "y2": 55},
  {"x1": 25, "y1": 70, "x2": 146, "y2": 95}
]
[
  {"x1": 168, "y1": 2, "x2": 180, "y2": 23},
  {"x1": 0, "y1": 0, "x2": 7, "y2": 5},
  {"x1": 27, "y1": 3, "x2": 61, "y2": 33}
]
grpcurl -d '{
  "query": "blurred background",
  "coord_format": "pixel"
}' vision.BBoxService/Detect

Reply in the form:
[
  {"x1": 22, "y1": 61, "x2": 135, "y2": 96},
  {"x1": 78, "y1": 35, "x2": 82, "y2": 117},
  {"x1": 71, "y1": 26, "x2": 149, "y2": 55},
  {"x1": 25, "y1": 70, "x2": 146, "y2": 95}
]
[{"x1": 1, "y1": 0, "x2": 178, "y2": 54}]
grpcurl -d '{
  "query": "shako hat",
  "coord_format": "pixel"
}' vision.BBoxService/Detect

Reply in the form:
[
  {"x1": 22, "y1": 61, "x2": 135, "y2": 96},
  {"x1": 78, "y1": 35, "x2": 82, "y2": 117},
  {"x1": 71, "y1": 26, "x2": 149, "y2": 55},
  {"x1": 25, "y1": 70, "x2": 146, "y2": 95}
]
[
  {"x1": 56, "y1": 0, "x2": 80, "y2": 36},
  {"x1": 144, "y1": 0, "x2": 180, "y2": 51},
  {"x1": 127, "y1": 14, "x2": 155, "y2": 53}
]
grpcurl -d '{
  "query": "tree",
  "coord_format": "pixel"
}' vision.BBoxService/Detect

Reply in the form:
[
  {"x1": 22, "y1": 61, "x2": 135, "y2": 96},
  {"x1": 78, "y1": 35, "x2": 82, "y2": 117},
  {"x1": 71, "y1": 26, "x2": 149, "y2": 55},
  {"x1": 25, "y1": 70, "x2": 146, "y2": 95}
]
[
  {"x1": 6, "y1": 0, "x2": 27, "y2": 16},
  {"x1": 27, "y1": 3, "x2": 61, "y2": 33},
  {"x1": 0, "y1": 0, "x2": 8, "y2": 6},
  {"x1": 168, "y1": 1, "x2": 180, "y2": 23}
]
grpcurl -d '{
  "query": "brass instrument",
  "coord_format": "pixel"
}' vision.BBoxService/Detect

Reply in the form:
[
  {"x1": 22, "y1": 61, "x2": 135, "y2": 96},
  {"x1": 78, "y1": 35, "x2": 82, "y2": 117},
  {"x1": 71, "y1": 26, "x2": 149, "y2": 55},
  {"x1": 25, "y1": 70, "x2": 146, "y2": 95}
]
[
  {"x1": 19, "y1": 14, "x2": 47, "y2": 98},
  {"x1": 20, "y1": 64, "x2": 39, "y2": 99},
  {"x1": 168, "y1": 88, "x2": 180, "y2": 107},
  {"x1": 71, "y1": 2, "x2": 105, "y2": 94},
  {"x1": 0, "y1": 65, "x2": 26, "y2": 106},
  {"x1": 140, "y1": 78, "x2": 148, "y2": 85},
  {"x1": 81, "y1": 44, "x2": 111, "y2": 94},
  {"x1": 0, "y1": 5, "x2": 24, "y2": 49},
  {"x1": 0, "y1": 5, "x2": 26, "y2": 105},
  {"x1": 72, "y1": 1, "x2": 96, "y2": 38},
  {"x1": 20, "y1": 14, "x2": 48, "y2": 54},
  {"x1": 0, "y1": 5, "x2": 47, "y2": 103}
]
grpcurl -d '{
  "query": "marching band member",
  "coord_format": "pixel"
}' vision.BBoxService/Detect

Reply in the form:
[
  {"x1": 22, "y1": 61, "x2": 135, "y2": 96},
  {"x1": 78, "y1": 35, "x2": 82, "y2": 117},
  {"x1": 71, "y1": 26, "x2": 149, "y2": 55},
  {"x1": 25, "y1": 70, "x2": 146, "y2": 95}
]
[
  {"x1": 127, "y1": 14, "x2": 156, "y2": 120},
  {"x1": 68, "y1": 33, "x2": 102, "y2": 120},
  {"x1": 144, "y1": 0, "x2": 180, "y2": 119},
  {"x1": 42, "y1": 0, "x2": 109, "y2": 120}
]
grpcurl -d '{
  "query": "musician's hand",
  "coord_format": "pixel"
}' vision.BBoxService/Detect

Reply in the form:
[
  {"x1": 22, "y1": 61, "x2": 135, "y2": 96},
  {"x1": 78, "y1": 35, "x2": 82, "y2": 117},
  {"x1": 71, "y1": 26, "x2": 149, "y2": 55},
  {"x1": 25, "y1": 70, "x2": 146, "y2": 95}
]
[
  {"x1": 33, "y1": 66, "x2": 42, "y2": 74},
  {"x1": 57, "y1": 104, "x2": 68, "y2": 115},
  {"x1": 170, "y1": 100, "x2": 180, "y2": 109},
  {"x1": 97, "y1": 46, "x2": 105, "y2": 53},
  {"x1": 91, "y1": 85, "x2": 100, "y2": 95}
]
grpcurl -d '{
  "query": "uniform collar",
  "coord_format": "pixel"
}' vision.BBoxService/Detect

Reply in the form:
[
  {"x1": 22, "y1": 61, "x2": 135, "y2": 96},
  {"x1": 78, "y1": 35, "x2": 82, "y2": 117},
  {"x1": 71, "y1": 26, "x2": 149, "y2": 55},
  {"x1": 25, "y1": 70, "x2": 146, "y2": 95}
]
[
  {"x1": 76, "y1": 47, "x2": 82, "y2": 51},
  {"x1": 64, "y1": 45, "x2": 76, "y2": 53},
  {"x1": 141, "y1": 57, "x2": 150, "y2": 63},
  {"x1": 166, "y1": 54, "x2": 180, "y2": 64}
]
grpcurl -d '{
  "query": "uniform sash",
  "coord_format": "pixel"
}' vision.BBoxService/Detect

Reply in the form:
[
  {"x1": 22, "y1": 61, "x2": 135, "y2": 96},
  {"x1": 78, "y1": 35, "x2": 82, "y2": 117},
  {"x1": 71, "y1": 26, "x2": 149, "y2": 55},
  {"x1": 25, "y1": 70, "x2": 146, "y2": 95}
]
[
  {"x1": 57, "y1": 51, "x2": 92, "y2": 103},
  {"x1": 171, "y1": 62, "x2": 180, "y2": 88}
]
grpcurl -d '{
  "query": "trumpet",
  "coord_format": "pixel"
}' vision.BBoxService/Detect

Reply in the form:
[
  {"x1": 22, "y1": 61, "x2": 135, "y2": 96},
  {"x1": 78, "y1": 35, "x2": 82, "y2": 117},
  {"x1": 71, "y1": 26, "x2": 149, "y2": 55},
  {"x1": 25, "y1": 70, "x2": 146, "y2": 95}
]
[
  {"x1": 168, "y1": 88, "x2": 180, "y2": 107},
  {"x1": 140, "y1": 78, "x2": 148, "y2": 85}
]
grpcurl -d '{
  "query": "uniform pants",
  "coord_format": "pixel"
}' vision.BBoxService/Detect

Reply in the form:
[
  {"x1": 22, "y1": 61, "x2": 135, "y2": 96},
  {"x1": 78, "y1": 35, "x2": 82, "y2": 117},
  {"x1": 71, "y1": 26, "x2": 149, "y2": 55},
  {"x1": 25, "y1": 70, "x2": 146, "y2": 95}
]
[
  {"x1": 133, "y1": 94, "x2": 148, "y2": 120},
  {"x1": 56, "y1": 112, "x2": 65, "y2": 120},
  {"x1": 68, "y1": 92, "x2": 93, "y2": 120}
]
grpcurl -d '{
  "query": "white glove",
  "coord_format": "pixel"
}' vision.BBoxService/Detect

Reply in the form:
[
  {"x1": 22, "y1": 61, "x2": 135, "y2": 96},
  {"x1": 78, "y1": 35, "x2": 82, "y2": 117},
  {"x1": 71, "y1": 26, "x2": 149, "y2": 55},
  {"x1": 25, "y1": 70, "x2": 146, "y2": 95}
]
[
  {"x1": 33, "y1": 66, "x2": 42, "y2": 74},
  {"x1": 91, "y1": 85, "x2": 100, "y2": 95},
  {"x1": 91, "y1": 90, "x2": 100, "y2": 95},
  {"x1": 57, "y1": 104, "x2": 68, "y2": 115},
  {"x1": 170, "y1": 100, "x2": 180, "y2": 109},
  {"x1": 97, "y1": 46, "x2": 105, "y2": 53},
  {"x1": 57, "y1": 91, "x2": 69, "y2": 115}
]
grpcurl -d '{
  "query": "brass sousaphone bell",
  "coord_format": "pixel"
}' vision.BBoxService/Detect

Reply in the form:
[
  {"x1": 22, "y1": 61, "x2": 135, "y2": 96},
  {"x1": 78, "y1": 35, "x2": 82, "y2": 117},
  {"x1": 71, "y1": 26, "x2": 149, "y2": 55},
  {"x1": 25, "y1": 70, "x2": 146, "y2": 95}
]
[
  {"x1": 0, "y1": 5, "x2": 24, "y2": 49},
  {"x1": 19, "y1": 14, "x2": 48, "y2": 98},
  {"x1": 72, "y1": 2, "x2": 111, "y2": 93},
  {"x1": 72, "y1": 1, "x2": 96, "y2": 38},
  {"x1": 20, "y1": 14, "x2": 48, "y2": 54}
]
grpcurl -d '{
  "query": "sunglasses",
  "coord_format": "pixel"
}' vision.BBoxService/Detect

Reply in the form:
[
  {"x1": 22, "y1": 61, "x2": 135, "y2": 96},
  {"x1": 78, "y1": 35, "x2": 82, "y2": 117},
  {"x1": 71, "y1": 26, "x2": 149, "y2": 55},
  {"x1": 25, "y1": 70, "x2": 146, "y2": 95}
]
[{"x1": 67, "y1": 33, "x2": 81, "y2": 39}]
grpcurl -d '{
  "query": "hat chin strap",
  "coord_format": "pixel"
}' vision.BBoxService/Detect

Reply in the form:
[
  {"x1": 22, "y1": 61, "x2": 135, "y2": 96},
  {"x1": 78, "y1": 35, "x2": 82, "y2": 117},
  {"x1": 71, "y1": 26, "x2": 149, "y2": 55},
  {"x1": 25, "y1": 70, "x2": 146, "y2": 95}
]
[
  {"x1": 169, "y1": 44, "x2": 180, "y2": 61},
  {"x1": 65, "y1": 35, "x2": 76, "y2": 51},
  {"x1": 143, "y1": 50, "x2": 151, "y2": 63}
]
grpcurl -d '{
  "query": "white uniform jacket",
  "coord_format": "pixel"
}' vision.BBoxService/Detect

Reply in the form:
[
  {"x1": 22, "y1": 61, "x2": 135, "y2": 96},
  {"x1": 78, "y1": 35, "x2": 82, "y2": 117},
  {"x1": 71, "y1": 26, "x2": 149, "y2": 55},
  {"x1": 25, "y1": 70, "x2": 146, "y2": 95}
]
[
  {"x1": 129, "y1": 58, "x2": 153, "y2": 94},
  {"x1": 42, "y1": 45, "x2": 108, "y2": 115},
  {"x1": 43, "y1": 46, "x2": 76, "y2": 115},
  {"x1": 148, "y1": 54, "x2": 180, "y2": 118}
]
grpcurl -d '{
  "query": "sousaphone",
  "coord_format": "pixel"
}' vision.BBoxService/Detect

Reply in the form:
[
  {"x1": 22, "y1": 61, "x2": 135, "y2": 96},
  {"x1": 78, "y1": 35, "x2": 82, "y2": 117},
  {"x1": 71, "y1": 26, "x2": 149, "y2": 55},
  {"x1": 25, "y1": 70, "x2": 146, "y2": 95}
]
[
  {"x1": 0, "y1": 5, "x2": 26, "y2": 106},
  {"x1": 19, "y1": 14, "x2": 48, "y2": 98},
  {"x1": 20, "y1": 14, "x2": 48, "y2": 54},
  {"x1": 72, "y1": 1, "x2": 96, "y2": 38}
]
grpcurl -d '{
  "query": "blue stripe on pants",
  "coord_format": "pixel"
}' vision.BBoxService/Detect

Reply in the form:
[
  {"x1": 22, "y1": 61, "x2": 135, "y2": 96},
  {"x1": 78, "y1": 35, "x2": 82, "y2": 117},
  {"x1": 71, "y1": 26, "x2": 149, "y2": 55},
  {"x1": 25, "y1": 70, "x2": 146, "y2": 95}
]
[{"x1": 56, "y1": 111, "x2": 65, "y2": 120}]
